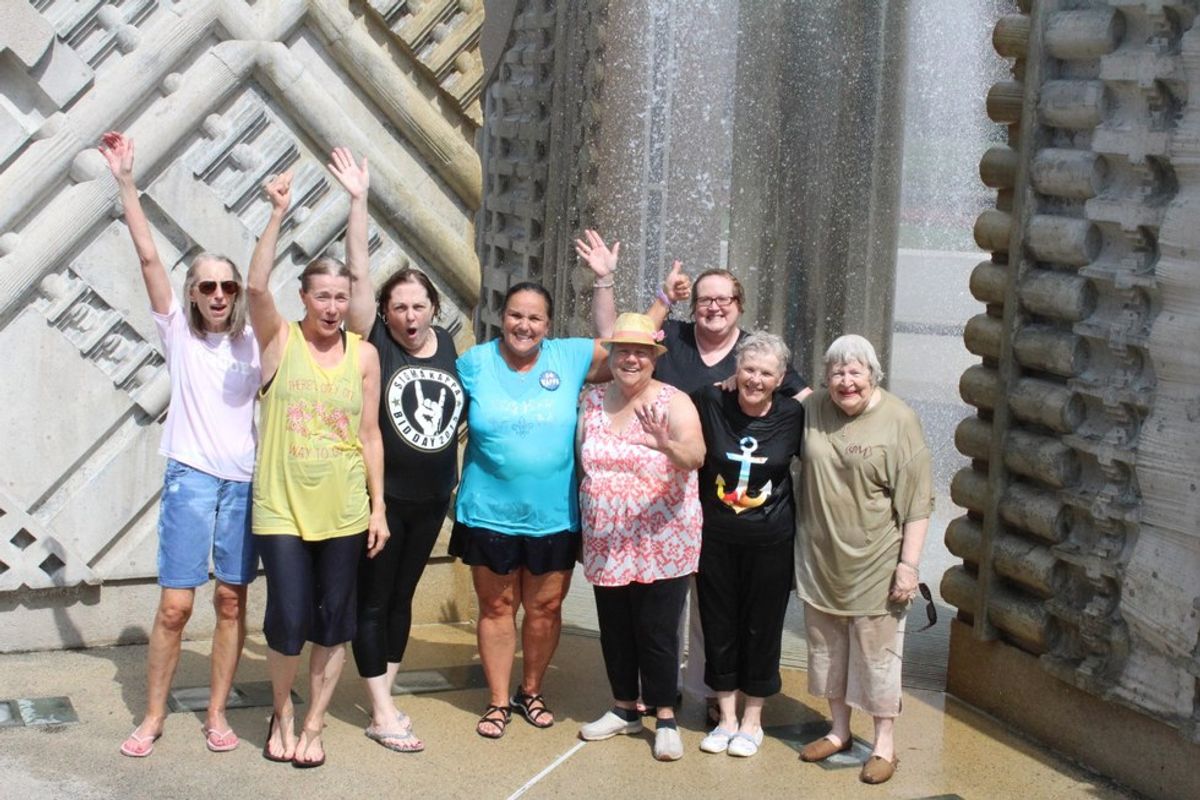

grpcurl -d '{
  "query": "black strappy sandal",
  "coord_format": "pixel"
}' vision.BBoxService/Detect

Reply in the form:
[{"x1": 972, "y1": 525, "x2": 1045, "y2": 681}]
[
  {"x1": 510, "y1": 689, "x2": 554, "y2": 729},
  {"x1": 476, "y1": 704, "x2": 511, "y2": 739}
]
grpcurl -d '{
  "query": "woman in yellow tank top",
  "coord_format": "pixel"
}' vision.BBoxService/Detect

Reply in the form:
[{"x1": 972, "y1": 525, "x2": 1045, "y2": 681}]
[{"x1": 246, "y1": 169, "x2": 388, "y2": 769}]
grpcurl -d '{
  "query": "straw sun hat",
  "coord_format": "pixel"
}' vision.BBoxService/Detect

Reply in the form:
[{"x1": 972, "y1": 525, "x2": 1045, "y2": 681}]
[{"x1": 599, "y1": 312, "x2": 667, "y2": 356}]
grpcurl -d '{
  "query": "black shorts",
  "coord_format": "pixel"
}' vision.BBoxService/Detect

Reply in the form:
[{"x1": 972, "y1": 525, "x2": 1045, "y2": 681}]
[{"x1": 449, "y1": 522, "x2": 579, "y2": 576}]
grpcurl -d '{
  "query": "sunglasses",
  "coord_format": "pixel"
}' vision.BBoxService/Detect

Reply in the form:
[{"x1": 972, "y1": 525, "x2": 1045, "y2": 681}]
[
  {"x1": 196, "y1": 280, "x2": 240, "y2": 296},
  {"x1": 913, "y1": 582, "x2": 938, "y2": 632}
]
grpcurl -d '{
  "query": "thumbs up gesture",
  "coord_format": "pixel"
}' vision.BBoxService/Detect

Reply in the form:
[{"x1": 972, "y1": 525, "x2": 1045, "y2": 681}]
[{"x1": 662, "y1": 260, "x2": 691, "y2": 303}]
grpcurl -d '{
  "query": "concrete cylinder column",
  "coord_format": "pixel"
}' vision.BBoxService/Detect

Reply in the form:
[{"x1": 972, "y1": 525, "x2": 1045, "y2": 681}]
[{"x1": 727, "y1": 0, "x2": 910, "y2": 379}]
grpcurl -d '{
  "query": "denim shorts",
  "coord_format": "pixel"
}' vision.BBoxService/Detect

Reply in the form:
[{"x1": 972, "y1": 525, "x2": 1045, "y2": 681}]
[{"x1": 157, "y1": 459, "x2": 257, "y2": 588}]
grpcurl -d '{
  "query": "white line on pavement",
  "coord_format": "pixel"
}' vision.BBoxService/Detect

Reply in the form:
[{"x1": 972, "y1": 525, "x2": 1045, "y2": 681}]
[{"x1": 506, "y1": 741, "x2": 587, "y2": 800}]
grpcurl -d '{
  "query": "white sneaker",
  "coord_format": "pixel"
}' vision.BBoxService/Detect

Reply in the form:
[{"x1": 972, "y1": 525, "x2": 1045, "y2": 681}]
[
  {"x1": 699, "y1": 726, "x2": 735, "y2": 753},
  {"x1": 654, "y1": 726, "x2": 683, "y2": 761},
  {"x1": 727, "y1": 728, "x2": 764, "y2": 757},
  {"x1": 579, "y1": 710, "x2": 643, "y2": 741}
]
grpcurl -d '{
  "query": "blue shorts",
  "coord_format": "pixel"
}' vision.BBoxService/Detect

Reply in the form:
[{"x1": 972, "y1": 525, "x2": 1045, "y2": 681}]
[{"x1": 157, "y1": 459, "x2": 257, "y2": 588}]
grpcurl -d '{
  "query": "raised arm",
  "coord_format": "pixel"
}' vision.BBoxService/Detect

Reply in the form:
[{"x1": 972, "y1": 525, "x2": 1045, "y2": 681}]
[
  {"x1": 98, "y1": 132, "x2": 171, "y2": 314},
  {"x1": 636, "y1": 388, "x2": 705, "y2": 470},
  {"x1": 585, "y1": 339, "x2": 613, "y2": 384},
  {"x1": 358, "y1": 341, "x2": 390, "y2": 558},
  {"x1": 646, "y1": 260, "x2": 690, "y2": 328},
  {"x1": 574, "y1": 229, "x2": 619, "y2": 338},
  {"x1": 247, "y1": 172, "x2": 293, "y2": 380},
  {"x1": 329, "y1": 147, "x2": 374, "y2": 337}
]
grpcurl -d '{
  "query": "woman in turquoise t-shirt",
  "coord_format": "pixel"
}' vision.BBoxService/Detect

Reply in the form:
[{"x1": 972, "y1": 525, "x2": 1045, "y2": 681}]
[{"x1": 451, "y1": 282, "x2": 609, "y2": 738}]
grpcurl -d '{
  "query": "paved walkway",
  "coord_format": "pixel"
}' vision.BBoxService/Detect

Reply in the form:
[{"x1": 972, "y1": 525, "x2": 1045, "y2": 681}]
[{"x1": 0, "y1": 623, "x2": 1136, "y2": 799}]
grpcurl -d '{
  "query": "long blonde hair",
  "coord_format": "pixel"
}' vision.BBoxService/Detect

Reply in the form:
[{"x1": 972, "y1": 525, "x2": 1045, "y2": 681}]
[{"x1": 183, "y1": 253, "x2": 248, "y2": 338}]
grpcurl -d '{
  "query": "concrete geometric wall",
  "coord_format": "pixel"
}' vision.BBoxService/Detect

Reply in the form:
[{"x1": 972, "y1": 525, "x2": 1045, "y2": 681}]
[
  {"x1": 476, "y1": 0, "x2": 600, "y2": 340},
  {"x1": 944, "y1": 1, "x2": 1200, "y2": 795},
  {"x1": 0, "y1": 1, "x2": 482, "y2": 636}
]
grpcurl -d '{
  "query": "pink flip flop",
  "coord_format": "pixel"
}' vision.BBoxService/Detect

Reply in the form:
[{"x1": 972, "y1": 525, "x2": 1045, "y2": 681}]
[
  {"x1": 203, "y1": 726, "x2": 239, "y2": 752},
  {"x1": 119, "y1": 729, "x2": 162, "y2": 758}
]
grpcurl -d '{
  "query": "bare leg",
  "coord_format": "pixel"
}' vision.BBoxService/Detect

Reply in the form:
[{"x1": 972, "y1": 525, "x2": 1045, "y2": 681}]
[
  {"x1": 517, "y1": 568, "x2": 571, "y2": 723},
  {"x1": 739, "y1": 694, "x2": 765, "y2": 736},
  {"x1": 364, "y1": 661, "x2": 406, "y2": 730},
  {"x1": 871, "y1": 715, "x2": 895, "y2": 761},
  {"x1": 205, "y1": 581, "x2": 247, "y2": 735},
  {"x1": 827, "y1": 697, "x2": 853, "y2": 746},
  {"x1": 265, "y1": 648, "x2": 300, "y2": 760},
  {"x1": 130, "y1": 588, "x2": 195, "y2": 741},
  {"x1": 472, "y1": 566, "x2": 520, "y2": 734},
  {"x1": 293, "y1": 643, "x2": 347, "y2": 765},
  {"x1": 715, "y1": 689, "x2": 739, "y2": 730}
]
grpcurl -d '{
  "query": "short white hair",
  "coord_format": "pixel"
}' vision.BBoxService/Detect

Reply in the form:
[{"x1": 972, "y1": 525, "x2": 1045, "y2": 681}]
[
  {"x1": 736, "y1": 330, "x2": 790, "y2": 374},
  {"x1": 823, "y1": 334, "x2": 883, "y2": 386}
]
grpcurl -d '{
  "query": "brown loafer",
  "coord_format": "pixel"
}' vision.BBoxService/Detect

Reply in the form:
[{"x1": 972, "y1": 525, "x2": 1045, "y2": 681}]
[
  {"x1": 799, "y1": 735, "x2": 853, "y2": 762},
  {"x1": 860, "y1": 754, "x2": 899, "y2": 784}
]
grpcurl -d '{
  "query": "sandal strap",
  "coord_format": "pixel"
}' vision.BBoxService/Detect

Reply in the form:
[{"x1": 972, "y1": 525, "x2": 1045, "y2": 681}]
[
  {"x1": 483, "y1": 703, "x2": 511, "y2": 719},
  {"x1": 514, "y1": 691, "x2": 551, "y2": 714}
]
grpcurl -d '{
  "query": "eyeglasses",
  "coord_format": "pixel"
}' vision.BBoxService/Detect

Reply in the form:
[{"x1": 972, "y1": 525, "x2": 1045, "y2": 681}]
[
  {"x1": 695, "y1": 295, "x2": 736, "y2": 308},
  {"x1": 197, "y1": 280, "x2": 240, "y2": 296}
]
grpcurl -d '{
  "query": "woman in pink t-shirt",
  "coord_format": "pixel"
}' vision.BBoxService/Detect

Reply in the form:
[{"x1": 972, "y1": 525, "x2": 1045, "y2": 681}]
[{"x1": 100, "y1": 133, "x2": 261, "y2": 759}]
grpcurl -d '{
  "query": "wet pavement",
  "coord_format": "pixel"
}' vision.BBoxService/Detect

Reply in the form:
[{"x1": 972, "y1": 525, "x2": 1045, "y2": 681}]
[{"x1": 0, "y1": 622, "x2": 1137, "y2": 799}]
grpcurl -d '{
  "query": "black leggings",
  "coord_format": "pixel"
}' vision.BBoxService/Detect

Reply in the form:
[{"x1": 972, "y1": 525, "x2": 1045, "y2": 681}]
[
  {"x1": 593, "y1": 575, "x2": 690, "y2": 709},
  {"x1": 696, "y1": 535, "x2": 793, "y2": 697},
  {"x1": 256, "y1": 532, "x2": 366, "y2": 656},
  {"x1": 352, "y1": 498, "x2": 448, "y2": 678}
]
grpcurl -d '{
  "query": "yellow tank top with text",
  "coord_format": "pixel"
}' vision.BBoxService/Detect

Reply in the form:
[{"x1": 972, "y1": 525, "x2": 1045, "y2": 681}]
[{"x1": 253, "y1": 323, "x2": 369, "y2": 540}]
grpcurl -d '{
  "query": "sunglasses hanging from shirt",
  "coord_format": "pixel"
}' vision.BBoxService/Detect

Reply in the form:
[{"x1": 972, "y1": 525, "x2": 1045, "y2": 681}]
[{"x1": 913, "y1": 582, "x2": 938, "y2": 632}]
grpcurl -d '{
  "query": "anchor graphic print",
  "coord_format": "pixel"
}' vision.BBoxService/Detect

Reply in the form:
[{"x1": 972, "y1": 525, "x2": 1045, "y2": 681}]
[{"x1": 715, "y1": 435, "x2": 773, "y2": 514}]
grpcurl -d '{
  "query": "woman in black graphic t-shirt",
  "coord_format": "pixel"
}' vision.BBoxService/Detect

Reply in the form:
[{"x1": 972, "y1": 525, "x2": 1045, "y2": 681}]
[
  {"x1": 337, "y1": 149, "x2": 464, "y2": 754},
  {"x1": 691, "y1": 331, "x2": 803, "y2": 759}
]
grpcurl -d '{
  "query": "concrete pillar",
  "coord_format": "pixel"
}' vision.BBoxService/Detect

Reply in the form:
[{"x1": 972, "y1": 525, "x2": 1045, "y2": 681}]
[
  {"x1": 587, "y1": 0, "x2": 740, "y2": 301},
  {"x1": 728, "y1": 0, "x2": 910, "y2": 382}
]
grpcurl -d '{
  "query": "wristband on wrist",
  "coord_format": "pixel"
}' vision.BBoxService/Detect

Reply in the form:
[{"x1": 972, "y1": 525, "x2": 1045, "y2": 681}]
[
  {"x1": 593, "y1": 277, "x2": 615, "y2": 289},
  {"x1": 655, "y1": 288, "x2": 672, "y2": 306}
]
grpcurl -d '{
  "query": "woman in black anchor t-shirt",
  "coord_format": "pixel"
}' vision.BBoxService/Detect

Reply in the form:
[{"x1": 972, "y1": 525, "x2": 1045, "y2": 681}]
[
  {"x1": 689, "y1": 331, "x2": 804, "y2": 758},
  {"x1": 693, "y1": 388, "x2": 804, "y2": 547}
]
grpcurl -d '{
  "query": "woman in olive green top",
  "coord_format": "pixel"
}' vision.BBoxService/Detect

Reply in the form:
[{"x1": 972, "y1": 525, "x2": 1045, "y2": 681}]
[{"x1": 794, "y1": 335, "x2": 933, "y2": 786}]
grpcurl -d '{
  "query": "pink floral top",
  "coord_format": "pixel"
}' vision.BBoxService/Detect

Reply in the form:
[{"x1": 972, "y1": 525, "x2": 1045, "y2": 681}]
[{"x1": 579, "y1": 384, "x2": 702, "y2": 587}]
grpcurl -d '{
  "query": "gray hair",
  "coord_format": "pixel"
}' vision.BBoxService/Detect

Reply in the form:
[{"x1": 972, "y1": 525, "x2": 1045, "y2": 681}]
[
  {"x1": 823, "y1": 334, "x2": 883, "y2": 386},
  {"x1": 736, "y1": 330, "x2": 790, "y2": 374}
]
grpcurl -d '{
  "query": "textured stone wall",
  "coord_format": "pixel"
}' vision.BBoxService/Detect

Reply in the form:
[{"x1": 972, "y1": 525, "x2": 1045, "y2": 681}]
[
  {"x1": 0, "y1": 1, "x2": 482, "y2": 609},
  {"x1": 476, "y1": 0, "x2": 600, "y2": 340},
  {"x1": 946, "y1": 0, "x2": 1200, "y2": 743},
  {"x1": 476, "y1": 0, "x2": 909, "y2": 383}
]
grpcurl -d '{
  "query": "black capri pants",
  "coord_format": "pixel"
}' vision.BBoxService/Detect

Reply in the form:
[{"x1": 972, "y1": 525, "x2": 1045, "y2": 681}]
[
  {"x1": 353, "y1": 498, "x2": 448, "y2": 678},
  {"x1": 256, "y1": 531, "x2": 366, "y2": 656},
  {"x1": 593, "y1": 575, "x2": 690, "y2": 709},
  {"x1": 696, "y1": 535, "x2": 793, "y2": 697}
]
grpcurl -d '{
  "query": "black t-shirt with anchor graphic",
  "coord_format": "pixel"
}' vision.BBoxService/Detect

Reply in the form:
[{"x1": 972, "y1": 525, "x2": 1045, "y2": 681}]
[
  {"x1": 691, "y1": 384, "x2": 804, "y2": 546},
  {"x1": 370, "y1": 318, "x2": 465, "y2": 503}
]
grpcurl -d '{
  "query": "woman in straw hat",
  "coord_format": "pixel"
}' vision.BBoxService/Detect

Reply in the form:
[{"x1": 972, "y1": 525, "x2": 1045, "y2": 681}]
[{"x1": 575, "y1": 312, "x2": 706, "y2": 762}]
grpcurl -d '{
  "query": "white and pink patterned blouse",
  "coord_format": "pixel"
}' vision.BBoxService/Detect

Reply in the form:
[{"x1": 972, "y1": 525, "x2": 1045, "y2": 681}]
[{"x1": 579, "y1": 383, "x2": 703, "y2": 587}]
